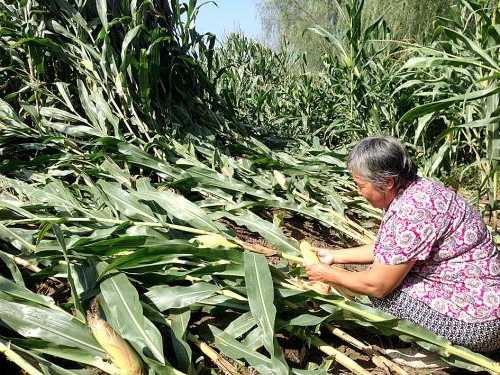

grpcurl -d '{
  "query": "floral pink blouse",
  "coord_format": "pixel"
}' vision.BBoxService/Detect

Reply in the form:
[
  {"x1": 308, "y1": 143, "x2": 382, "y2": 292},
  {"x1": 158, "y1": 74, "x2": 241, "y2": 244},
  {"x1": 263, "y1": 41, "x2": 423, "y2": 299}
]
[{"x1": 374, "y1": 177, "x2": 500, "y2": 323}]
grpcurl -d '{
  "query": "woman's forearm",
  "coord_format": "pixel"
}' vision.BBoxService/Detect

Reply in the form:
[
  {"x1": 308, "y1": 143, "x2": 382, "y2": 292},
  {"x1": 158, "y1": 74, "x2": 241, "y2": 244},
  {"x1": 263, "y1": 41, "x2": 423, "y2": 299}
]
[
  {"x1": 309, "y1": 261, "x2": 415, "y2": 298},
  {"x1": 317, "y1": 243, "x2": 374, "y2": 264},
  {"x1": 324, "y1": 267, "x2": 383, "y2": 296}
]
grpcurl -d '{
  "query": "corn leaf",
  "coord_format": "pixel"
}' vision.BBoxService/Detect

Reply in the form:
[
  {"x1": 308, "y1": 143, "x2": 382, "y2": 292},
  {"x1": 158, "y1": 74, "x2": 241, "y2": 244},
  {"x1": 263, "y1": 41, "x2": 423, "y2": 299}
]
[
  {"x1": 146, "y1": 283, "x2": 220, "y2": 311},
  {"x1": 99, "y1": 272, "x2": 165, "y2": 364},
  {"x1": 0, "y1": 300, "x2": 104, "y2": 355}
]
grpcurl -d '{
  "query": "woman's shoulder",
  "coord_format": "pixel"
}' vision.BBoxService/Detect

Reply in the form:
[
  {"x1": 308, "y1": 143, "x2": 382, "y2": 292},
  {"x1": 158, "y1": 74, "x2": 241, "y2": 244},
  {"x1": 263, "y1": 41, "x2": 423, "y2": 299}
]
[
  {"x1": 403, "y1": 177, "x2": 454, "y2": 201},
  {"x1": 409, "y1": 176, "x2": 449, "y2": 191},
  {"x1": 389, "y1": 177, "x2": 454, "y2": 217}
]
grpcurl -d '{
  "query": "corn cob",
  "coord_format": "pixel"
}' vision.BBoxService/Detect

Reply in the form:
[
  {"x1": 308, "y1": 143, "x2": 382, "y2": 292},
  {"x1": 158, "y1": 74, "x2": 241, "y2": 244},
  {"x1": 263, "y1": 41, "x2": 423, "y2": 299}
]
[
  {"x1": 191, "y1": 233, "x2": 239, "y2": 248},
  {"x1": 299, "y1": 241, "x2": 357, "y2": 299},
  {"x1": 300, "y1": 240, "x2": 319, "y2": 265},
  {"x1": 87, "y1": 299, "x2": 144, "y2": 375}
]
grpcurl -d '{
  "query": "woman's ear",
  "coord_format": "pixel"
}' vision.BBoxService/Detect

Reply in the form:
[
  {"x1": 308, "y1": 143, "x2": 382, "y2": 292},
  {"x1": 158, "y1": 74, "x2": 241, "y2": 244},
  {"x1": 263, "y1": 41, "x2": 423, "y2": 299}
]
[{"x1": 384, "y1": 177, "x2": 396, "y2": 192}]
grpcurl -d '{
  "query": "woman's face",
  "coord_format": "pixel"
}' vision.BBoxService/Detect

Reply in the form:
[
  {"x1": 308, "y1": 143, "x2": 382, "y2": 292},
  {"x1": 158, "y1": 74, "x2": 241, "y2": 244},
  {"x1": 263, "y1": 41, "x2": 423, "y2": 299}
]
[{"x1": 352, "y1": 173, "x2": 396, "y2": 209}]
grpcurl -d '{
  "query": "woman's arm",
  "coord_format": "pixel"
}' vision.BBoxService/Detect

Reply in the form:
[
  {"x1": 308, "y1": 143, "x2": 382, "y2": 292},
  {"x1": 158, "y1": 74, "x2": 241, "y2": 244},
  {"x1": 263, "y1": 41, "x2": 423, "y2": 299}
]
[
  {"x1": 305, "y1": 260, "x2": 415, "y2": 298},
  {"x1": 316, "y1": 243, "x2": 374, "y2": 265}
]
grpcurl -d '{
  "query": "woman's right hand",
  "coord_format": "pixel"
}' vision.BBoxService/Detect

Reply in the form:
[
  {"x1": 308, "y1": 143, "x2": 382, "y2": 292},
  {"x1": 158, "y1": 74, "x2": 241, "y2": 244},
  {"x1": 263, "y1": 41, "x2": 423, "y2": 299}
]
[{"x1": 316, "y1": 248, "x2": 336, "y2": 265}]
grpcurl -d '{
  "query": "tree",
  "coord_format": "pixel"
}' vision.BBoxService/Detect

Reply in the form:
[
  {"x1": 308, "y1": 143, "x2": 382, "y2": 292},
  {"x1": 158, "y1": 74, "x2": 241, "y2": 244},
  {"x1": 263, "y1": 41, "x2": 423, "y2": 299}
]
[
  {"x1": 258, "y1": 0, "x2": 342, "y2": 68},
  {"x1": 363, "y1": 0, "x2": 453, "y2": 42},
  {"x1": 258, "y1": 0, "x2": 454, "y2": 66}
]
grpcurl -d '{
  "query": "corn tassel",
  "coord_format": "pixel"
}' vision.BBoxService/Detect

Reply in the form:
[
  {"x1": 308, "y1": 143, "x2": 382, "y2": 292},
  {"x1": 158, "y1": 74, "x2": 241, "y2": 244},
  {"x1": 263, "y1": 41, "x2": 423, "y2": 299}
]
[{"x1": 87, "y1": 299, "x2": 144, "y2": 375}]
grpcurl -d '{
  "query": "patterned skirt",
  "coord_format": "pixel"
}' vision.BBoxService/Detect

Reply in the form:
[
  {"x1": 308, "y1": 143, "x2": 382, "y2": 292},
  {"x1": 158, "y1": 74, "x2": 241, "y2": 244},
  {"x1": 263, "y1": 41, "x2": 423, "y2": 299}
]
[{"x1": 371, "y1": 290, "x2": 500, "y2": 353}]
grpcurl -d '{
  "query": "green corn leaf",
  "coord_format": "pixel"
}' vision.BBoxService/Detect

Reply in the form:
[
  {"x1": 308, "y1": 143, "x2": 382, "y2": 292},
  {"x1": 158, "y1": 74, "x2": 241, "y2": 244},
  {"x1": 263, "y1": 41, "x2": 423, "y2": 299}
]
[
  {"x1": 0, "y1": 300, "x2": 103, "y2": 355},
  {"x1": 98, "y1": 181, "x2": 157, "y2": 222},
  {"x1": 223, "y1": 311, "x2": 257, "y2": 338},
  {"x1": 0, "y1": 223, "x2": 36, "y2": 252},
  {"x1": 440, "y1": 26, "x2": 498, "y2": 70},
  {"x1": 120, "y1": 25, "x2": 142, "y2": 71},
  {"x1": 225, "y1": 211, "x2": 299, "y2": 255},
  {"x1": 209, "y1": 325, "x2": 273, "y2": 371},
  {"x1": 287, "y1": 313, "x2": 328, "y2": 326},
  {"x1": 244, "y1": 251, "x2": 276, "y2": 356},
  {"x1": 399, "y1": 87, "x2": 500, "y2": 124},
  {"x1": 0, "y1": 274, "x2": 58, "y2": 310},
  {"x1": 170, "y1": 310, "x2": 192, "y2": 372},
  {"x1": 52, "y1": 224, "x2": 85, "y2": 321},
  {"x1": 39, "y1": 107, "x2": 90, "y2": 124},
  {"x1": 96, "y1": 0, "x2": 108, "y2": 31},
  {"x1": 100, "y1": 272, "x2": 165, "y2": 364},
  {"x1": 0, "y1": 338, "x2": 96, "y2": 375},
  {"x1": 0, "y1": 250, "x2": 25, "y2": 286},
  {"x1": 137, "y1": 190, "x2": 224, "y2": 233},
  {"x1": 146, "y1": 283, "x2": 220, "y2": 311},
  {"x1": 242, "y1": 326, "x2": 263, "y2": 351}
]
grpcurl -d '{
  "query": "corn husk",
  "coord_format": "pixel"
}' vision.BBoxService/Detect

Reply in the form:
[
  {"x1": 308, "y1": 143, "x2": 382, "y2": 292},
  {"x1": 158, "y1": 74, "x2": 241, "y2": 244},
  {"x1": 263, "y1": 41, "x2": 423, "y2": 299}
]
[
  {"x1": 87, "y1": 300, "x2": 143, "y2": 375},
  {"x1": 287, "y1": 277, "x2": 331, "y2": 295}
]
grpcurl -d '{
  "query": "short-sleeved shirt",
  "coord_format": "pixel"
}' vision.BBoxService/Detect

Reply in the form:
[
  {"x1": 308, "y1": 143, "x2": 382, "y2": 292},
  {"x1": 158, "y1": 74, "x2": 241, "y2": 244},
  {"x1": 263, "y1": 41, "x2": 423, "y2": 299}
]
[{"x1": 374, "y1": 177, "x2": 500, "y2": 323}]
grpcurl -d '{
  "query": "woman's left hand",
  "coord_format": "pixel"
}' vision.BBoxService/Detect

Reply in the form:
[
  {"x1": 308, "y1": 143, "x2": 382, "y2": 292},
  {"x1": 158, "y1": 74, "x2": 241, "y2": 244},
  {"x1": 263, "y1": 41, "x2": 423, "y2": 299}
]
[{"x1": 305, "y1": 263, "x2": 334, "y2": 282}]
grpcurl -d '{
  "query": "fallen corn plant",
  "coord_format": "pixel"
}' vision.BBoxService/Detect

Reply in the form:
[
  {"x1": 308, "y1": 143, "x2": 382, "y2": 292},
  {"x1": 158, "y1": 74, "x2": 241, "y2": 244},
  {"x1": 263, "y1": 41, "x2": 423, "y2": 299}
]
[{"x1": 0, "y1": 176, "x2": 499, "y2": 373}]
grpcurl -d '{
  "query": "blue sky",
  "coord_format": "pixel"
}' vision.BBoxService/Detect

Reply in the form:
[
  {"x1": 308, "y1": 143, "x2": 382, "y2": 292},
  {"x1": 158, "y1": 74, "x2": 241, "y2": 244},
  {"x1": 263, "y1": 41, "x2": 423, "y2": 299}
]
[{"x1": 195, "y1": 0, "x2": 262, "y2": 43}]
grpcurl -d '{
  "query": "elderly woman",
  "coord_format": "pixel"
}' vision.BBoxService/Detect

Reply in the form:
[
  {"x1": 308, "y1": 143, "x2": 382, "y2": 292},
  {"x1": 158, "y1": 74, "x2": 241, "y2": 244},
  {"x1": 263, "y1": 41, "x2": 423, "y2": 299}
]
[{"x1": 305, "y1": 136, "x2": 500, "y2": 352}]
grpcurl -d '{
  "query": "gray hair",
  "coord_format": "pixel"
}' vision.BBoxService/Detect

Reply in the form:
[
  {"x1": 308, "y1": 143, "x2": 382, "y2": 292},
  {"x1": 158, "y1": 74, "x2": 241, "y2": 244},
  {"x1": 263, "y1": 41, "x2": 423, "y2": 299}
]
[{"x1": 347, "y1": 136, "x2": 417, "y2": 192}]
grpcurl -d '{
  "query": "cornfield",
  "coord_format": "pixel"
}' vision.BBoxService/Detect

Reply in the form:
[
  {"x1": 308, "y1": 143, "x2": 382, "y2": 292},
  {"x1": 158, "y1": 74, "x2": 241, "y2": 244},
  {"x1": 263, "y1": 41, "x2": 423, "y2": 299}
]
[{"x1": 0, "y1": 0, "x2": 498, "y2": 374}]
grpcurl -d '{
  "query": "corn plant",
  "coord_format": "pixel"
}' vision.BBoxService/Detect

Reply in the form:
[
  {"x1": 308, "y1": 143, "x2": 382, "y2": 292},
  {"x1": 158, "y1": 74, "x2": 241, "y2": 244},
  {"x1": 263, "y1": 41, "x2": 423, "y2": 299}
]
[
  {"x1": 215, "y1": 0, "x2": 407, "y2": 147},
  {"x1": 396, "y1": 0, "x2": 499, "y2": 212}
]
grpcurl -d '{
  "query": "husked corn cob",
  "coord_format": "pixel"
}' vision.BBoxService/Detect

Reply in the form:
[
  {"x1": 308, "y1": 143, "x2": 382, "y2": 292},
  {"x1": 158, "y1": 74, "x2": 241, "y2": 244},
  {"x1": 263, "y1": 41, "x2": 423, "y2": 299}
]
[
  {"x1": 300, "y1": 240, "x2": 319, "y2": 265},
  {"x1": 299, "y1": 241, "x2": 357, "y2": 299},
  {"x1": 298, "y1": 241, "x2": 332, "y2": 295},
  {"x1": 87, "y1": 299, "x2": 144, "y2": 375}
]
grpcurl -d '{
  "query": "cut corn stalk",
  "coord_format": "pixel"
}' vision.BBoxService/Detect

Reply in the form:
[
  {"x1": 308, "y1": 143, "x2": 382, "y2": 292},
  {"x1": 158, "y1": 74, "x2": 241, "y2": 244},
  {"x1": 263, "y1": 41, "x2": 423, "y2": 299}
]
[
  {"x1": 325, "y1": 324, "x2": 409, "y2": 375},
  {"x1": 311, "y1": 336, "x2": 370, "y2": 375},
  {"x1": 372, "y1": 355, "x2": 410, "y2": 375},
  {"x1": 188, "y1": 334, "x2": 239, "y2": 375},
  {"x1": 87, "y1": 300, "x2": 144, "y2": 375},
  {"x1": 0, "y1": 340, "x2": 43, "y2": 375},
  {"x1": 286, "y1": 326, "x2": 371, "y2": 375},
  {"x1": 324, "y1": 324, "x2": 372, "y2": 352}
]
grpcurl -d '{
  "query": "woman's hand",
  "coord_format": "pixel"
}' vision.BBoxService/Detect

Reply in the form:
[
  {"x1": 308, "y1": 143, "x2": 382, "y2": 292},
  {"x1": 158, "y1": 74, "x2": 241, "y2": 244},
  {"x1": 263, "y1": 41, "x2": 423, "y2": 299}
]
[
  {"x1": 305, "y1": 263, "x2": 334, "y2": 282},
  {"x1": 314, "y1": 243, "x2": 375, "y2": 265},
  {"x1": 316, "y1": 248, "x2": 336, "y2": 265}
]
